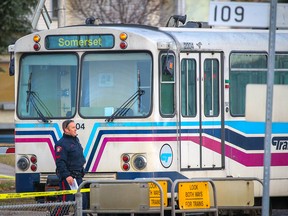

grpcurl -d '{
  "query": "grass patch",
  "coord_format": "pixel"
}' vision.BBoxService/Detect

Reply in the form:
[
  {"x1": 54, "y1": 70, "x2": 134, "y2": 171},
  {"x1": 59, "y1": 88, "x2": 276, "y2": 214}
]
[
  {"x1": 0, "y1": 154, "x2": 15, "y2": 167},
  {"x1": 0, "y1": 180, "x2": 15, "y2": 192},
  {"x1": 0, "y1": 154, "x2": 15, "y2": 192}
]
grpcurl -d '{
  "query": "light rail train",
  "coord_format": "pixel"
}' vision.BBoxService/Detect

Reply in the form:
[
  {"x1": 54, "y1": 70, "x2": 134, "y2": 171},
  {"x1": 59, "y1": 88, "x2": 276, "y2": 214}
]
[{"x1": 9, "y1": 17, "x2": 288, "y2": 214}]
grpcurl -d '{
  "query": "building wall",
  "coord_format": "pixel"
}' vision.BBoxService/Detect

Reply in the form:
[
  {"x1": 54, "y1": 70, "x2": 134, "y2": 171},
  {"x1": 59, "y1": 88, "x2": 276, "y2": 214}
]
[
  {"x1": 36, "y1": 0, "x2": 178, "y2": 29},
  {"x1": 185, "y1": 0, "x2": 210, "y2": 22},
  {"x1": 0, "y1": 55, "x2": 15, "y2": 128},
  {"x1": 65, "y1": 0, "x2": 85, "y2": 26},
  {"x1": 35, "y1": 0, "x2": 58, "y2": 30}
]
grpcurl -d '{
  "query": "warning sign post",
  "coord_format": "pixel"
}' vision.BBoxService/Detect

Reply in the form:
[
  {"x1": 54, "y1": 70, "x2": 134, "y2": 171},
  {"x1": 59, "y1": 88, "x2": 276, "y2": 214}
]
[
  {"x1": 149, "y1": 180, "x2": 168, "y2": 207},
  {"x1": 178, "y1": 182, "x2": 210, "y2": 209}
]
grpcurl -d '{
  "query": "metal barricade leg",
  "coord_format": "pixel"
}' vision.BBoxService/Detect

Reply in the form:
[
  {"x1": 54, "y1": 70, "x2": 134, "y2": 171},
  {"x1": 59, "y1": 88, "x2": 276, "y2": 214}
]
[{"x1": 75, "y1": 192, "x2": 83, "y2": 216}]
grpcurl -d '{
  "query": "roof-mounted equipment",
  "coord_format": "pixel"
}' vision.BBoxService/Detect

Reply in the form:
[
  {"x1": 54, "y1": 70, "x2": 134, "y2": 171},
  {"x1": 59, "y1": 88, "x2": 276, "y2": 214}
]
[
  {"x1": 166, "y1": 14, "x2": 187, "y2": 27},
  {"x1": 85, "y1": 16, "x2": 103, "y2": 25}
]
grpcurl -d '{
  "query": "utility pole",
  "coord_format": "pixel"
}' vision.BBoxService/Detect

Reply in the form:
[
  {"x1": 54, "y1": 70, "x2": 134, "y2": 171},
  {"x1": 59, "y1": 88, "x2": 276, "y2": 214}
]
[
  {"x1": 178, "y1": 0, "x2": 186, "y2": 15},
  {"x1": 262, "y1": 0, "x2": 277, "y2": 215},
  {"x1": 58, "y1": 0, "x2": 65, "y2": 27}
]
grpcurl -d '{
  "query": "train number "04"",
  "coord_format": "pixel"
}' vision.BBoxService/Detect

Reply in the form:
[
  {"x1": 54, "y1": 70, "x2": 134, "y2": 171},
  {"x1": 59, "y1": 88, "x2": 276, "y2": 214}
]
[{"x1": 76, "y1": 123, "x2": 85, "y2": 130}]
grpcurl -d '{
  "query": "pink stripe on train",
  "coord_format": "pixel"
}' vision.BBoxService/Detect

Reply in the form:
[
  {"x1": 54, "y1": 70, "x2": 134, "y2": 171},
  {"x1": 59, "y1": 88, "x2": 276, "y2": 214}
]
[
  {"x1": 15, "y1": 137, "x2": 55, "y2": 160},
  {"x1": 91, "y1": 135, "x2": 288, "y2": 171}
]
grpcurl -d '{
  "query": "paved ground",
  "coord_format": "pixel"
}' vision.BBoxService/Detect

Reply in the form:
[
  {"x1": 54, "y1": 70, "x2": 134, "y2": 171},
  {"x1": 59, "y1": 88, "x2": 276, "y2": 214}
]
[{"x1": 0, "y1": 163, "x2": 14, "y2": 179}]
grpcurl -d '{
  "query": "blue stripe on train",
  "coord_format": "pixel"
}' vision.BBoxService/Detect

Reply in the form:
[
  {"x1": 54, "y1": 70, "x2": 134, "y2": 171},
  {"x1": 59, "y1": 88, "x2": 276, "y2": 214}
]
[
  {"x1": 117, "y1": 171, "x2": 187, "y2": 181},
  {"x1": 15, "y1": 123, "x2": 62, "y2": 137}
]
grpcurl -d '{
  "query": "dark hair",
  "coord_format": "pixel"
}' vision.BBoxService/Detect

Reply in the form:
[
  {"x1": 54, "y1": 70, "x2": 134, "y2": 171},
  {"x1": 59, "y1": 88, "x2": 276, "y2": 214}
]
[{"x1": 62, "y1": 120, "x2": 74, "y2": 131}]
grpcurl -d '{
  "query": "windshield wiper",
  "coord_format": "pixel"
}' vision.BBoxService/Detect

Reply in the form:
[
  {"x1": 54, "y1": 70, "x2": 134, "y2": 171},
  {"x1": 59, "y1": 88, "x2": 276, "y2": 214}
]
[
  {"x1": 26, "y1": 73, "x2": 32, "y2": 113},
  {"x1": 106, "y1": 89, "x2": 145, "y2": 122},
  {"x1": 26, "y1": 72, "x2": 52, "y2": 123}
]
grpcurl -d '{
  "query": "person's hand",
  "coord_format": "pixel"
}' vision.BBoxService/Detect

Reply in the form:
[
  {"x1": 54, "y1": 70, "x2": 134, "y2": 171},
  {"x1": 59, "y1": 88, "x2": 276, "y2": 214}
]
[{"x1": 66, "y1": 176, "x2": 74, "y2": 185}]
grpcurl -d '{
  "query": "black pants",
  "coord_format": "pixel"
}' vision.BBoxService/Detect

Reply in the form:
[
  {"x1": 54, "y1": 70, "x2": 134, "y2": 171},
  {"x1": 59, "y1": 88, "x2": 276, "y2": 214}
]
[{"x1": 51, "y1": 177, "x2": 88, "y2": 216}]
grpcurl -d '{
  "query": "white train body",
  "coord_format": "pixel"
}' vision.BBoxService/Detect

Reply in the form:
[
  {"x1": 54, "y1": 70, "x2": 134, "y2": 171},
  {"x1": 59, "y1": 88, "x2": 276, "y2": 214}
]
[{"x1": 11, "y1": 24, "x2": 288, "y2": 203}]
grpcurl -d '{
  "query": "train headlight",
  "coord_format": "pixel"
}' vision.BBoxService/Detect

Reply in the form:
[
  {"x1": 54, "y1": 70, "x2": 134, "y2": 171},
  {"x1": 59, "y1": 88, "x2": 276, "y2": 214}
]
[
  {"x1": 17, "y1": 156, "x2": 30, "y2": 171},
  {"x1": 133, "y1": 155, "x2": 147, "y2": 170}
]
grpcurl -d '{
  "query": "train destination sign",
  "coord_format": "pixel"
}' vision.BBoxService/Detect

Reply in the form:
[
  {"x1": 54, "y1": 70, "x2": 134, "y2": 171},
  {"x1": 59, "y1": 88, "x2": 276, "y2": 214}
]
[
  {"x1": 178, "y1": 182, "x2": 210, "y2": 209},
  {"x1": 209, "y1": 2, "x2": 288, "y2": 28},
  {"x1": 45, "y1": 34, "x2": 114, "y2": 50},
  {"x1": 149, "y1": 181, "x2": 168, "y2": 207}
]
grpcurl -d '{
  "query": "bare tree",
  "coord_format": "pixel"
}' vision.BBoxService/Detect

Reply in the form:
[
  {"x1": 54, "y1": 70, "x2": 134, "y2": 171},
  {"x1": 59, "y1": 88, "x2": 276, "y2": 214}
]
[{"x1": 69, "y1": 0, "x2": 175, "y2": 26}]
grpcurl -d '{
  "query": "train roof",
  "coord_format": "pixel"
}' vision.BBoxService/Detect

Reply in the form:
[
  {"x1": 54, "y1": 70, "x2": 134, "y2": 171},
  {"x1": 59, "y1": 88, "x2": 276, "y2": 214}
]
[
  {"x1": 161, "y1": 26, "x2": 288, "y2": 52},
  {"x1": 14, "y1": 23, "x2": 288, "y2": 53}
]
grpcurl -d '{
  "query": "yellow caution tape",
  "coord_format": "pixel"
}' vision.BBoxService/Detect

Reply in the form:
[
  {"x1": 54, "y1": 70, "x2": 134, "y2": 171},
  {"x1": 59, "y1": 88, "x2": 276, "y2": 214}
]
[
  {"x1": 0, "y1": 175, "x2": 15, "y2": 180},
  {"x1": 0, "y1": 188, "x2": 90, "y2": 200}
]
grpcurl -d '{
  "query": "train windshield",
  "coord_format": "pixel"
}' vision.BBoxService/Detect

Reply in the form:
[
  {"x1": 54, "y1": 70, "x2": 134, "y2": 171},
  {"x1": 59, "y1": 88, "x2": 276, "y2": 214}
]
[
  {"x1": 79, "y1": 52, "x2": 152, "y2": 118},
  {"x1": 17, "y1": 53, "x2": 78, "y2": 120}
]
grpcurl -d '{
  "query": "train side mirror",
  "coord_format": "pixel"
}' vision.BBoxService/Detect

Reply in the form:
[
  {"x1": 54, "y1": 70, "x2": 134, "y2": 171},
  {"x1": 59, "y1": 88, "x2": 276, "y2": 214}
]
[
  {"x1": 9, "y1": 57, "x2": 15, "y2": 76},
  {"x1": 8, "y1": 45, "x2": 15, "y2": 76}
]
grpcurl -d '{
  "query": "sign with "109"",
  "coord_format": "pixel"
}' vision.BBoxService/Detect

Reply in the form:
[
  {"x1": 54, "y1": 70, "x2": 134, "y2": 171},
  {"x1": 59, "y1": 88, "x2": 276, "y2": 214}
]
[{"x1": 209, "y1": 2, "x2": 288, "y2": 28}]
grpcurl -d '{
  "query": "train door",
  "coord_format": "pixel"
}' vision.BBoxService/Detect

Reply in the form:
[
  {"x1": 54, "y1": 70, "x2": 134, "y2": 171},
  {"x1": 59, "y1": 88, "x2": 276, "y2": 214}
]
[{"x1": 180, "y1": 52, "x2": 224, "y2": 170}]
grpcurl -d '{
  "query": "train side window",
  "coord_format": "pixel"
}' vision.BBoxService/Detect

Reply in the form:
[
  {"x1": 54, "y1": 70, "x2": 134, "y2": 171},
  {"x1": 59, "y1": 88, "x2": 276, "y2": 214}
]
[
  {"x1": 160, "y1": 53, "x2": 175, "y2": 115},
  {"x1": 204, "y1": 59, "x2": 219, "y2": 117},
  {"x1": 181, "y1": 59, "x2": 197, "y2": 117},
  {"x1": 230, "y1": 53, "x2": 267, "y2": 116},
  {"x1": 275, "y1": 54, "x2": 288, "y2": 85}
]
